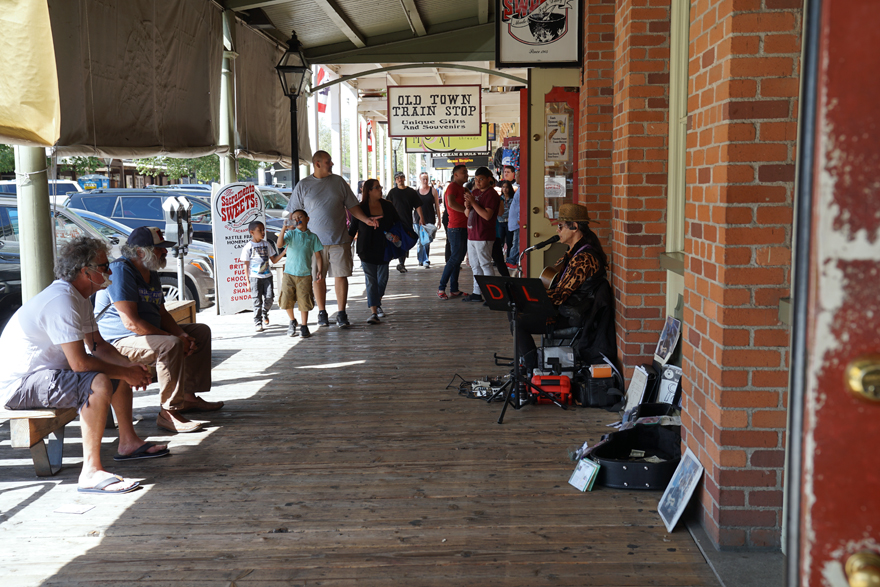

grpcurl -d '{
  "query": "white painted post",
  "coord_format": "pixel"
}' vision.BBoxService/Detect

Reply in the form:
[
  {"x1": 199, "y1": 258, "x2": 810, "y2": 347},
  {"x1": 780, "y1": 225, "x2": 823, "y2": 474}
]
[{"x1": 219, "y1": 10, "x2": 237, "y2": 185}]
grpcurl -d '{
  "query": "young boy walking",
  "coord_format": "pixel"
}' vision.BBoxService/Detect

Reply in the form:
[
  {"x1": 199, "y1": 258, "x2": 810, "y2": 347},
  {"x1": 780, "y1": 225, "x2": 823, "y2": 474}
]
[
  {"x1": 240, "y1": 220, "x2": 284, "y2": 332},
  {"x1": 276, "y1": 209, "x2": 324, "y2": 338}
]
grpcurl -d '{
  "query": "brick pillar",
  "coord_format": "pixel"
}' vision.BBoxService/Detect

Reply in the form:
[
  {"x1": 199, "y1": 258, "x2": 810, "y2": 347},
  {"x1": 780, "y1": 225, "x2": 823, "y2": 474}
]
[
  {"x1": 579, "y1": 0, "x2": 616, "y2": 248},
  {"x1": 683, "y1": 0, "x2": 801, "y2": 550},
  {"x1": 610, "y1": 0, "x2": 671, "y2": 371}
]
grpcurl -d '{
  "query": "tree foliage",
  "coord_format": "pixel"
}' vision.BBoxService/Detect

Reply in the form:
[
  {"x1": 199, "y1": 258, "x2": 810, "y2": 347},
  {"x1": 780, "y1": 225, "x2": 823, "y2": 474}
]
[
  {"x1": 135, "y1": 156, "x2": 263, "y2": 183},
  {"x1": 70, "y1": 156, "x2": 102, "y2": 176},
  {"x1": 0, "y1": 144, "x2": 14, "y2": 174}
]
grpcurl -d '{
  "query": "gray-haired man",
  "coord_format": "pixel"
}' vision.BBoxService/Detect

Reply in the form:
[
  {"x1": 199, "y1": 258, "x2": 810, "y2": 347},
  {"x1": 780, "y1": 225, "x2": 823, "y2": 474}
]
[
  {"x1": 95, "y1": 227, "x2": 219, "y2": 434},
  {"x1": 0, "y1": 236, "x2": 166, "y2": 494}
]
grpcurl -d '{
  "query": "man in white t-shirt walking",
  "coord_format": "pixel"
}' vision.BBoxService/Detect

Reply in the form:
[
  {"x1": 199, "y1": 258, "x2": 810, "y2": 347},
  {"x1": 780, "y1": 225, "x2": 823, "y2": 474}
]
[
  {"x1": 285, "y1": 150, "x2": 380, "y2": 328},
  {"x1": 0, "y1": 237, "x2": 164, "y2": 494}
]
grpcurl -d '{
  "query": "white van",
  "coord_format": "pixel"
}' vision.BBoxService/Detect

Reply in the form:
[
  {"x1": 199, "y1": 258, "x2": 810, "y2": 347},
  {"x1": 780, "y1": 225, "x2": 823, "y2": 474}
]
[{"x1": 0, "y1": 179, "x2": 83, "y2": 205}]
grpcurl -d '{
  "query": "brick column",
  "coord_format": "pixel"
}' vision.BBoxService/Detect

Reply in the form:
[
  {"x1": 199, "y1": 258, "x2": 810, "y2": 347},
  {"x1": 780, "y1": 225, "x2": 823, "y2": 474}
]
[
  {"x1": 610, "y1": 0, "x2": 671, "y2": 371},
  {"x1": 579, "y1": 0, "x2": 616, "y2": 247},
  {"x1": 683, "y1": 0, "x2": 801, "y2": 549}
]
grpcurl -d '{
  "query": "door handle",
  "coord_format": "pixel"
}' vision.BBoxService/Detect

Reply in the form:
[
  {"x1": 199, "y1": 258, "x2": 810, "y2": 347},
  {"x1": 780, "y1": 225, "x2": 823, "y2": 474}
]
[
  {"x1": 845, "y1": 551, "x2": 880, "y2": 587},
  {"x1": 845, "y1": 354, "x2": 880, "y2": 402}
]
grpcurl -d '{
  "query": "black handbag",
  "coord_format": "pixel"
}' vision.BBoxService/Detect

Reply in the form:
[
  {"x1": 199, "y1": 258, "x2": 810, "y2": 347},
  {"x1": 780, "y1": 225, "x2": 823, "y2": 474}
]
[{"x1": 587, "y1": 424, "x2": 681, "y2": 490}]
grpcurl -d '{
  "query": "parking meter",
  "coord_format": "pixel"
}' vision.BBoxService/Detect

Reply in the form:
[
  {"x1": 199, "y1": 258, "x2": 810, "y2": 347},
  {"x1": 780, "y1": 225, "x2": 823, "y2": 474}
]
[{"x1": 161, "y1": 196, "x2": 192, "y2": 302}]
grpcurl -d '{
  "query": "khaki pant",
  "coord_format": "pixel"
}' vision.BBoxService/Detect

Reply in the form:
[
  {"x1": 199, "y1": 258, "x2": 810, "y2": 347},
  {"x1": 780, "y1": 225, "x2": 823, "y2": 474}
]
[{"x1": 112, "y1": 323, "x2": 212, "y2": 410}]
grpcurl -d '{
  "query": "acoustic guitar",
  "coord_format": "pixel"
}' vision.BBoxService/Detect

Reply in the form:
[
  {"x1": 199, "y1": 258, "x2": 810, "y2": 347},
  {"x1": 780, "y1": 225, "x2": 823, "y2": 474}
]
[{"x1": 540, "y1": 265, "x2": 561, "y2": 289}]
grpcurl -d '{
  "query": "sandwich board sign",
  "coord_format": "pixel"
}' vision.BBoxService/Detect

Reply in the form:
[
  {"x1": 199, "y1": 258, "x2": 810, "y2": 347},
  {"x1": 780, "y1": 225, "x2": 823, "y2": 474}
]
[{"x1": 212, "y1": 183, "x2": 265, "y2": 316}]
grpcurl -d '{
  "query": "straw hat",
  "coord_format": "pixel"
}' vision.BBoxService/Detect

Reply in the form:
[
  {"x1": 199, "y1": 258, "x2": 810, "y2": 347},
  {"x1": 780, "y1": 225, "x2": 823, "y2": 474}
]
[{"x1": 557, "y1": 203, "x2": 594, "y2": 223}]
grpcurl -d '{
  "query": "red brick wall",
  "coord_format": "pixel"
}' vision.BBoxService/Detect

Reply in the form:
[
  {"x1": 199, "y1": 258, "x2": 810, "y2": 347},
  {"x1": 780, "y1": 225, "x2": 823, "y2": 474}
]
[
  {"x1": 609, "y1": 0, "x2": 672, "y2": 372},
  {"x1": 682, "y1": 0, "x2": 801, "y2": 550},
  {"x1": 579, "y1": 0, "x2": 616, "y2": 248}
]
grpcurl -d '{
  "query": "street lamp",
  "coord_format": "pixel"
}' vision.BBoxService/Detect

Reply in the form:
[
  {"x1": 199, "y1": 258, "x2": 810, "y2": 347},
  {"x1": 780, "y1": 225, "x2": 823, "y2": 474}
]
[{"x1": 276, "y1": 31, "x2": 312, "y2": 187}]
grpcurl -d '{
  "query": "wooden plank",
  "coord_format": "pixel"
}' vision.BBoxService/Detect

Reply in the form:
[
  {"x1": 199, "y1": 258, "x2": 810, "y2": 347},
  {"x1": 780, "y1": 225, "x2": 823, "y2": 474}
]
[
  {"x1": 164, "y1": 299, "x2": 196, "y2": 324},
  {"x1": 7, "y1": 407, "x2": 77, "y2": 448}
]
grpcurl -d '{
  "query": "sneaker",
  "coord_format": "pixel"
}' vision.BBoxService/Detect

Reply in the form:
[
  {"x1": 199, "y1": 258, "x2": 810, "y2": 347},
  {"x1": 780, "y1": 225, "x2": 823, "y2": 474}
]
[
  {"x1": 336, "y1": 310, "x2": 351, "y2": 328},
  {"x1": 423, "y1": 260, "x2": 430, "y2": 268},
  {"x1": 396, "y1": 263, "x2": 407, "y2": 273},
  {"x1": 317, "y1": 310, "x2": 330, "y2": 327},
  {"x1": 254, "y1": 323, "x2": 263, "y2": 332},
  {"x1": 462, "y1": 293, "x2": 484, "y2": 302},
  {"x1": 299, "y1": 324, "x2": 311, "y2": 338},
  {"x1": 286, "y1": 320, "x2": 298, "y2": 337},
  {"x1": 367, "y1": 313, "x2": 381, "y2": 325},
  {"x1": 376, "y1": 306, "x2": 386, "y2": 318},
  {"x1": 264, "y1": 317, "x2": 270, "y2": 326}
]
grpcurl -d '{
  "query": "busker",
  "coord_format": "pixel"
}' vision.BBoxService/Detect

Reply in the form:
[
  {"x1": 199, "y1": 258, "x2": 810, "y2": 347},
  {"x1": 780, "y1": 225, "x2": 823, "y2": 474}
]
[
  {"x1": 95, "y1": 226, "x2": 221, "y2": 434},
  {"x1": 0, "y1": 236, "x2": 166, "y2": 494},
  {"x1": 514, "y1": 203, "x2": 616, "y2": 372},
  {"x1": 284, "y1": 150, "x2": 380, "y2": 328}
]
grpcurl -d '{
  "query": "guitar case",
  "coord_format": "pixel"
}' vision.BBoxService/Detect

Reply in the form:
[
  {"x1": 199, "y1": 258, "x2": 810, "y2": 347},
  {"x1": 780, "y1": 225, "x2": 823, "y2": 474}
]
[{"x1": 587, "y1": 423, "x2": 681, "y2": 490}]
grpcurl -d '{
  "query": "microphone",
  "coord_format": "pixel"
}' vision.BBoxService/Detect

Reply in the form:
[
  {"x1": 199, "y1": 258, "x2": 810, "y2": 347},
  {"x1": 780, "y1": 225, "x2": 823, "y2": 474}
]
[{"x1": 524, "y1": 235, "x2": 560, "y2": 253}]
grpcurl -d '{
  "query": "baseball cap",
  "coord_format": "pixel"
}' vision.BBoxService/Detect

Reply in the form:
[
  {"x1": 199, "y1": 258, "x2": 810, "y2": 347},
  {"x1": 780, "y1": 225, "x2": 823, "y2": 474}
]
[
  {"x1": 394, "y1": 171, "x2": 405, "y2": 179},
  {"x1": 128, "y1": 226, "x2": 175, "y2": 247}
]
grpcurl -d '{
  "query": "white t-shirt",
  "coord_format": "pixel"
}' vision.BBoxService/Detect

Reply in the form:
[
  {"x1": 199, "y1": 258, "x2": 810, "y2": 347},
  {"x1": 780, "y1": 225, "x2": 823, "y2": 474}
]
[
  {"x1": 240, "y1": 239, "x2": 279, "y2": 279},
  {"x1": 0, "y1": 280, "x2": 97, "y2": 407}
]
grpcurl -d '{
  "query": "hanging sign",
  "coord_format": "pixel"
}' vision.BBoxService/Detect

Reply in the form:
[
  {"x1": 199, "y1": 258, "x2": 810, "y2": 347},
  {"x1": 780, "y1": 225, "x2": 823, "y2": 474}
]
[
  {"x1": 212, "y1": 183, "x2": 266, "y2": 316},
  {"x1": 496, "y1": 0, "x2": 584, "y2": 68},
  {"x1": 431, "y1": 155, "x2": 491, "y2": 169},
  {"x1": 405, "y1": 123, "x2": 490, "y2": 154},
  {"x1": 388, "y1": 85, "x2": 482, "y2": 137}
]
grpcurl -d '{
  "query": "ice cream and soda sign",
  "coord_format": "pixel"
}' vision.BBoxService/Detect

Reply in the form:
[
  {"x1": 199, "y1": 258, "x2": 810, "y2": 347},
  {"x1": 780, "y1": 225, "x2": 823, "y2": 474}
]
[{"x1": 212, "y1": 183, "x2": 266, "y2": 315}]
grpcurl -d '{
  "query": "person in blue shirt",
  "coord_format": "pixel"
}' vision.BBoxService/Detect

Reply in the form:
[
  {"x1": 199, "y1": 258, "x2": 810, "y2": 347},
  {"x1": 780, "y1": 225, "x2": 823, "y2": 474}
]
[
  {"x1": 240, "y1": 220, "x2": 284, "y2": 332},
  {"x1": 275, "y1": 209, "x2": 324, "y2": 338},
  {"x1": 95, "y1": 227, "x2": 221, "y2": 435}
]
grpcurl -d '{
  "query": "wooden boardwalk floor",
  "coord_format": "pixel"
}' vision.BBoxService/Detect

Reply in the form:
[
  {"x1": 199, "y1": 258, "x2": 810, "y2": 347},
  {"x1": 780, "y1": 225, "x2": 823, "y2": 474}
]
[{"x1": 0, "y1": 240, "x2": 718, "y2": 587}]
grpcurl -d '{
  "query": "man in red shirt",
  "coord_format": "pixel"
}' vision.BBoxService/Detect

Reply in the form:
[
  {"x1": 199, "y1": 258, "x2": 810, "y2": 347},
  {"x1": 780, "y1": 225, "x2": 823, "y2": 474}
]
[
  {"x1": 462, "y1": 166, "x2": 501, "y2": 302},
  {"x1": 437, "y1": 164, "x2": 470, "y2": 299}
]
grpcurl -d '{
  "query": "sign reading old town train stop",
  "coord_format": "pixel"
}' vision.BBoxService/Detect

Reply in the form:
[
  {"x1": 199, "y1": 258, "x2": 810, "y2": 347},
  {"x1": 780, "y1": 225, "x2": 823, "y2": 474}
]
[
  {"x1": 212, "y1": 183, "x2": 266, "y2": 316},
  {"x1": 387, "y1": 85, "x2": 482, "y2": 137}
]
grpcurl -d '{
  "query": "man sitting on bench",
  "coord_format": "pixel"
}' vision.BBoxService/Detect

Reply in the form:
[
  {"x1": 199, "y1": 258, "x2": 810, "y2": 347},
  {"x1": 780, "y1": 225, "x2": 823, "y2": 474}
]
[{"x1": 0, "y1": 236, "x2": 167, "y2": 494}]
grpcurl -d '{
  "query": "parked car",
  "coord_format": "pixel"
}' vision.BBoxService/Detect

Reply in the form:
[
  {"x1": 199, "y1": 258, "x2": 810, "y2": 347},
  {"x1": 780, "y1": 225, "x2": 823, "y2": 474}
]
[
  {"x1": 74, "y1": 209, "x2": 215, "y2": 310},
  {"x1": 258, "y1": 186, "x2": 290, "y2": 218},
  {"x1": 153, "y1": 183, "x2": 212, "y2": 193},
  {"x1": 0, "y1": 240, "x2": 22, "y2": 331},
  {"x1": 0, "y1": 179, "x2": 83, "y2": 206},
  {"x1": 64, "y1": 188, "x2": 285, "y2": 244},
  {"x1": 64, "y1": 189, "x2": 215, "y2": 243}
]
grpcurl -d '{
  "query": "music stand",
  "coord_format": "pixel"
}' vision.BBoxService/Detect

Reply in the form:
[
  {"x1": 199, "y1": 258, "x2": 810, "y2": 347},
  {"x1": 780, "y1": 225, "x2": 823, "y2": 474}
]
[{"x1": 475, "y1": 275, "x2": 568, "y2": 424}]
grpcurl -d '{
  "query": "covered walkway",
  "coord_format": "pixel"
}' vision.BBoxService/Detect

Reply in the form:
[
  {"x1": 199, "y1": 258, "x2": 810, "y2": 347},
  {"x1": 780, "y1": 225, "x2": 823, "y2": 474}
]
[{"x1": 0, "y1": 241, "x2": 716, "y2": 586}]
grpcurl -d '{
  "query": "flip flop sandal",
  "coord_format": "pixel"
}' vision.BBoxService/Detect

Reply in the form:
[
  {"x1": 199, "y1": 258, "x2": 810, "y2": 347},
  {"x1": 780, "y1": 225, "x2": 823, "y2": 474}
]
[
  {"x1": 77, "y1": 475, "x2": 140, "y2": 494},
  {"x1": 113, "y1": 441, "x2": 171, "y2": 462},
  {"x1": 449, "y1": 291, "x2": 464, "y2": 298},
  {"x1": 437, "y1": 291, "x2": 449, "y2": 300}
]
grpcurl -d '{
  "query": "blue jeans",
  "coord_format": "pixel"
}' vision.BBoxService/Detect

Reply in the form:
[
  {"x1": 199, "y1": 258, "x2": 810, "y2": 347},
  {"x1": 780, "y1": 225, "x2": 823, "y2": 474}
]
[
  {"x1": 361, "y1": 262, "x2": 389, "y2": 308},
  {"x1": 439, "y1": 227, "x2": 467, "y2": 293},
  {"x1": 417, "y1": 241, "x2": 430, "y2": 265},
  {"x1": 507, "y1": 228, "x2": 520, "y2": 265}
]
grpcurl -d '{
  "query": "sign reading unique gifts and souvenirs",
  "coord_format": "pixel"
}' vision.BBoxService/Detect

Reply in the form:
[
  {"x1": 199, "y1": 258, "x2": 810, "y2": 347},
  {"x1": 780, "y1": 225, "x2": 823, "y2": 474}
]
[
  {"x1": 405, "y1": 123, "x2": 490, "y2": 153},
  {"x1": 212, "y1": 183, "x2": 266, "y2": 316},
  {"x1": 388, "y1": 85, "x2": 482, "y2": 137},
  {"x1": 496, "y1": 0, "x2": 584, "y2": 68}
]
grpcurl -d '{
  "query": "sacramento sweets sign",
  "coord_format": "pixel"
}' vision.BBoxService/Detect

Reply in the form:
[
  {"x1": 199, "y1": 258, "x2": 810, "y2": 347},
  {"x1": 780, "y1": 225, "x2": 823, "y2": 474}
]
[
  {"x1": 496, "y1": 0, "x2": 583, "y2": 68},
  {"x1": 212, "y1": 183, "x2": 266, "y2": 316},
  {"x1": 387, "y1": 85, "x2": 481, "y2": 137}
]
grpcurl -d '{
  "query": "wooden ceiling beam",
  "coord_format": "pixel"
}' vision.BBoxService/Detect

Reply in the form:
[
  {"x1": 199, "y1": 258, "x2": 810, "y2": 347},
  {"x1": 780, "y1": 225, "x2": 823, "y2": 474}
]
[
  {"x1": 313, "y1": 0, "x2": 366, "y2": 48},
  {"x1": 398, "y1": 0, "x2": 427, "y2": 36}
]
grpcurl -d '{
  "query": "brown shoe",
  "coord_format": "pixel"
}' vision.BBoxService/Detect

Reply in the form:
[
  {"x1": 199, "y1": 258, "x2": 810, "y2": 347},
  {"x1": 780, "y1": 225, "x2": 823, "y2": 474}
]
[
  {"x1": 178, "y1": 396, "x2": 225, "y2": 413},
  {"x1": 157, "y1": 409, "x2": 203, "y2": 433}
]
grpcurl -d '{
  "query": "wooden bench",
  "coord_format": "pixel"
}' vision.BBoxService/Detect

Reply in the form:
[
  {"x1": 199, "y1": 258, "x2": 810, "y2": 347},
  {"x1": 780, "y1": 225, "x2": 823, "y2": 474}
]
[
  {"x1": 0, "y1": 407, "x2": 78, "y2": 476},
  {"x1": 1, "y1": 300, "x2": 199, "y2": 476}
]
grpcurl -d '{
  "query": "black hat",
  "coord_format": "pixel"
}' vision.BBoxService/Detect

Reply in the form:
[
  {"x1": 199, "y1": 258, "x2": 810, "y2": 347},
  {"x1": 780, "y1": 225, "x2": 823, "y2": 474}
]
[{"x1": 127, "y1": 226, "x2": 175, "y2": 247}]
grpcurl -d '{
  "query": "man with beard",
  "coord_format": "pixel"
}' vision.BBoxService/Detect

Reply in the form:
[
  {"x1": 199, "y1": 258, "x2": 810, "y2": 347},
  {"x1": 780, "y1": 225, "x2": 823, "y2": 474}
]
[{"x1": 95, "y1": 227, "x2": 220, "y2": 434}]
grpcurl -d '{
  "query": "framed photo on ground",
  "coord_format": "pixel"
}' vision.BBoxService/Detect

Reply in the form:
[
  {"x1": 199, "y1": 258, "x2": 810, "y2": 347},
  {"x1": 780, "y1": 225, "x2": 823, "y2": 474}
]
[
  {"x1": 496, "y1": 0, "x2": 584, "y2": 68},
  {"x1": 658, "y1": 448, "x2": 704, "y2": 533}
]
